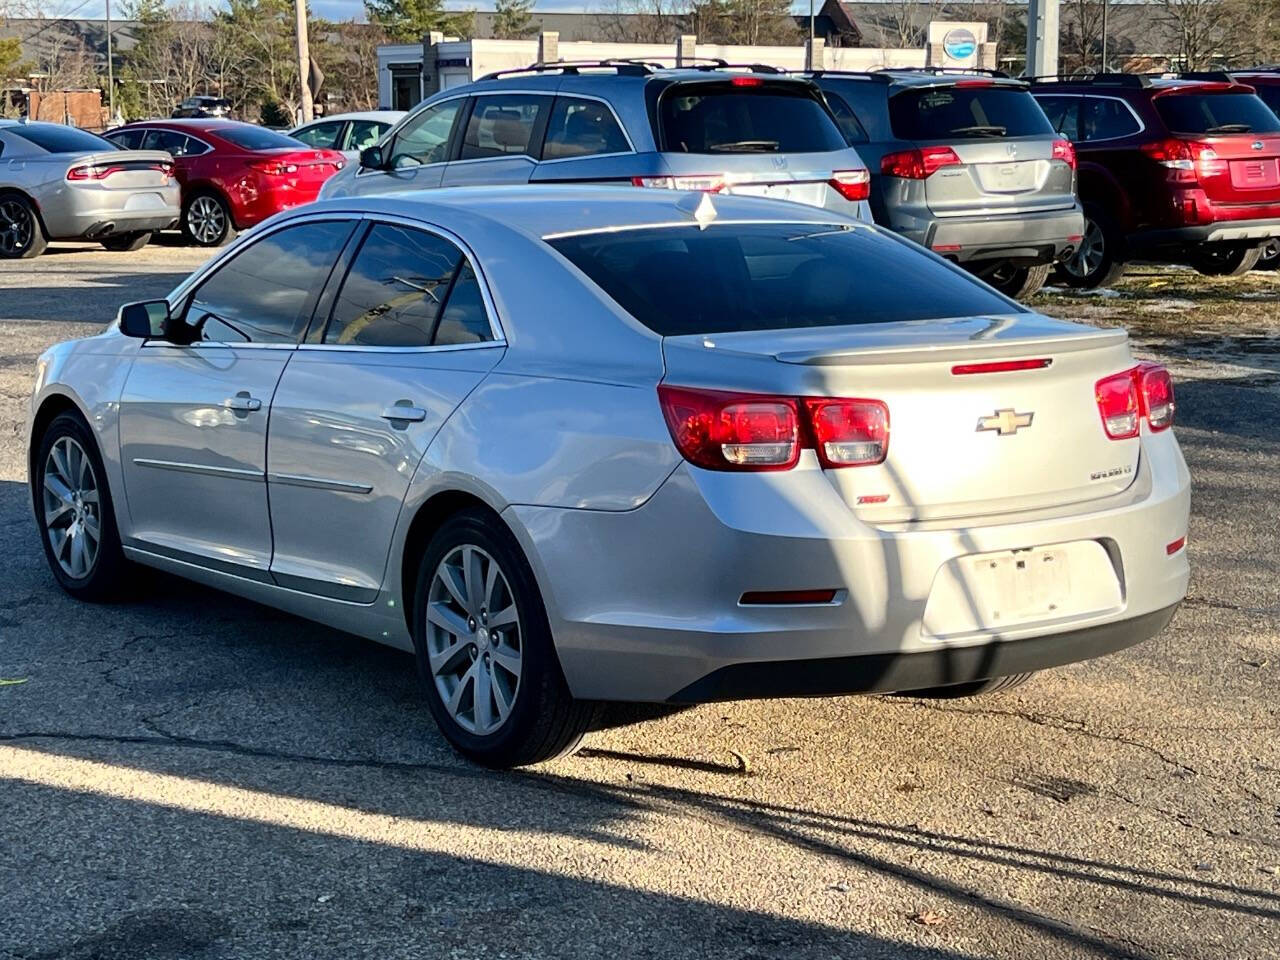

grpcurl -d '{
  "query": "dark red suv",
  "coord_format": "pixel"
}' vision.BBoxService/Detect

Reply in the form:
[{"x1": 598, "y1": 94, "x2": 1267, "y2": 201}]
[{"x1": 1030, "y1": 74, "x2": 1280, "y2": 286}]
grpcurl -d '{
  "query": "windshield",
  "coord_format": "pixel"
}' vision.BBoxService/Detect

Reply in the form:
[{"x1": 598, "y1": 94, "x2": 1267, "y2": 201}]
[
  {"x1": 216, "y1": 125, "x2": 305, "y2": 150},
  {"x1": 7, "y1": 124, "x2": 118, "y2": 154},
  {"x1": 1155, "y1": 92, "x2": 1280, "y2": 134},
  {"x1": 658, "y1": 82, "x2": 847, "y2": 154},
  {"x1": 549, "y1": 222, "x2": 1021, "y2": 336},
  {"x1": 890, "y1": 85, "x2": 1054, "y2": 139}
]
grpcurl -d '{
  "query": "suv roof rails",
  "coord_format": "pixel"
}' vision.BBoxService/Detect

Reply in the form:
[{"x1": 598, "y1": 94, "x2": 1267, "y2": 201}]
[
  {"x1": 882, "y1": 66, "x2": 1011, "y2": 78},
  {"x1": 1024, "y1": 73, "x2": 1152, "y2": 87},
  {"x1": 477, "y1": 59, "x2": 655, "y2": 81},
  {"x1": 1178, "y1": 70, "x2": 1236, "y2": 82}
]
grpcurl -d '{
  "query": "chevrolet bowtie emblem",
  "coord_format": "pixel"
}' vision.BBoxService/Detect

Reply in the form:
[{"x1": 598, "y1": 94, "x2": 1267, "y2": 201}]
[{"x1": 976, "y1": 408, "x2": 1034, "y2": 436}]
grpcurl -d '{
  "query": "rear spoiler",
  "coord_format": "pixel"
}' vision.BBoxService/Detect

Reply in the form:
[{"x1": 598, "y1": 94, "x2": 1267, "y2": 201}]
[{"x1": 773, "y1": 325, "x2": 1128, "y2": 367}]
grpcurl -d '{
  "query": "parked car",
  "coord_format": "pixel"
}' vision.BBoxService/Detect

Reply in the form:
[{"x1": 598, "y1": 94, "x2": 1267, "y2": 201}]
[
  {"x1": 27, "y1": 186, "x2": 1190, "y2": 767},
  {"x1": 0, "y1": 119, "x2": 179, "y2": 259},
  {"x1": 1031, "y1": 73, "x2": 1280, "y2": 285},
  {"x1": 102, "y1": 119, "x2": 345, "y2": 246},
  {"x1": 290, "y1": 110, "x2": 406, "y2": 161},
  {"x1": 1207, "y1": 69, "x2": 1280, "y2": 269},
  {"x1": 803, "y1": 67, "x2": 1085, "y2": 299},
  {"x1": 320, "y1": 62, "x2": 874, "y2": 222},
  {"x1": 172, "y1": 96, "x2": 231, "y2": 119}
]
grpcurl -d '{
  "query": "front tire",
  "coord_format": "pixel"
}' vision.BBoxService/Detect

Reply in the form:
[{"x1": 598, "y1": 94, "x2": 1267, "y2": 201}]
[
  {"x1": 1057, "y1": 204, "x2": 1125, "y2": 289},
  {"x1": 181, "y1": 191, "x2": 236, "y2": 247},
  {"x1": 0, "y1": 193, "x2": 48, "y2": 259},
  {"x1": 100, "y1": 231, "x2": 151, "y2": 252},
  {"x1": 982, "y1": 262, "x2": 1051, "y2": 300},
  {"x1": 1188, "y1": 243, "x2": 1263, "y2": 277},
  {"x1": 412, "y1": 509, "x2": 595, "y2": 768},
  {"x1": 34, "y1": 412, "x2": 128, "y2": 601}
]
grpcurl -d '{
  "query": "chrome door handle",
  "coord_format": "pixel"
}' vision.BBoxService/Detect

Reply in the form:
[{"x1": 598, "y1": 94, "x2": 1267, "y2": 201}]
[
  {"x1": 380, "y1": 403, "x2": 427, "y2": 423},
  {"x1": 224, "y1": 394, "x2": 262, "y2": 412}
]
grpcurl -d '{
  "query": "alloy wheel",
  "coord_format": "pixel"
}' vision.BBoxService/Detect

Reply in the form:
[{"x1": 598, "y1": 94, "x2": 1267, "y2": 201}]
[
  {"x1": 1065, "y1": 218, "x2": 1105, "y2": 279},
  {"x1": 187, "y1": 196, "x2": 226, "y2": 244},
  {"x1": 0, "y1": 199, "x2": 34, "y2": 255},
  {"x1": 42, "y1": 436, "x2": 101, "y2": 579},
  {"x1": 425, "y1": 544, "x2": 522, "y2": 736}
]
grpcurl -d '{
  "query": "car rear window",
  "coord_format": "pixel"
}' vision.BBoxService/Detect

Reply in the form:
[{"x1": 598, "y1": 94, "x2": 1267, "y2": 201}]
[
  {"x1": 216, "y1": 125, "x2": 305, "y2": 150},
  {"x1": 890, "y1": 85, "x2": 1055, "y2": 140},
  {"x1": 549, "y1": 222, "x2": 1020, "y2": 336},
  {"x1": 658, "y1": 81, "x2": 846, "y2": 154},
  {"x1": 1154, "y1": 92, "x2": 1280, "y2": 134},
  {"x1": 7, "y1": 124, "x2": 117, "y2": 153}
]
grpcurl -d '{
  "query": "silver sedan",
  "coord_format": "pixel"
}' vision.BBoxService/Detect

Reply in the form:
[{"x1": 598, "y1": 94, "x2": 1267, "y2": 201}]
[
  {"x1": 26, "y1": 187, "x2": 1190, "y2": 767},
  {"x1": 0, "y1": 120, "x2": 180, "y2": 258}
]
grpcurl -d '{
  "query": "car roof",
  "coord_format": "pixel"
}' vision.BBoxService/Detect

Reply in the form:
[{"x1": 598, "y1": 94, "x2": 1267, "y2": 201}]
[
  {"x1": 304, "y1": 184, "x2": 849, "y2": 241},
  {"x1": 1027, "y1": 75, "x2": 1256, "y2": 94},
  {"x1": 804, "y1": 69, "x2": 1028, "y2": 91},
  {"x1": 116, "y1": 118, "x2": 269, "y2": 135},
  {"x1": 461, "y1": 65, "x2": 819, "y2": 95}
]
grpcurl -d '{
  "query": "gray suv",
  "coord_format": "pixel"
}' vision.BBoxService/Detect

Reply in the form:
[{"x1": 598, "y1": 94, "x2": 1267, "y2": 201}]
[
  {"x1": 805, "y1": 68, "x2": 1085, "y2": 298},
  {"x1": 320, "y1": 61, "x2": 873, "y2": 221}
]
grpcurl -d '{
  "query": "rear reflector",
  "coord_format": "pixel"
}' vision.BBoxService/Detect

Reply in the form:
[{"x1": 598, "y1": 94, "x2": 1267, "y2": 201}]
[
  {"x1": 932, "y1": 243, "x2": 963, "y2": 252},
  {"x1": 740, "y1": 589, "x2": 837, "y2": 605},
  {"x1": 1166, "y1": 536, "x2": 1187, "y2": 556},
  {"x1": 1095, "y1": 363, "x2": 1175, "y2": 439},
  {"x1": 952, "y1": 358, "x2": 1053, "y2": 375},
  {"x1": 828, "y1": 169, "x2": 870, "y2": 202}
]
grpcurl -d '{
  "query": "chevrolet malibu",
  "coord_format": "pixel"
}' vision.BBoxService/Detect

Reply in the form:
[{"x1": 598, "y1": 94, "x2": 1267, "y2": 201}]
[{"x1": 27, "y1": 187, "x2": 1190, "y2": 767}]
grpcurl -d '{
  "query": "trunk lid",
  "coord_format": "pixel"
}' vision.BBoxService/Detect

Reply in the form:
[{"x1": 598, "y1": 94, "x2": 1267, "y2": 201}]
[
  {"x1": 1193, "y1": 134, "x2": 1280, "y2": 204},
  {"x1": 663, "y1": 315, "x2": 1141, "y2": 523}
]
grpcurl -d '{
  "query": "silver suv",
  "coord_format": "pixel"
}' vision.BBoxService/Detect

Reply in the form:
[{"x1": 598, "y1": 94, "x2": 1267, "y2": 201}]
[
  {"x1": 806, "y1": 68, "x2": 1085, "y2": 298},
  {"x1": 320, "y1": 60, "x2": 873, "y2": 220}
]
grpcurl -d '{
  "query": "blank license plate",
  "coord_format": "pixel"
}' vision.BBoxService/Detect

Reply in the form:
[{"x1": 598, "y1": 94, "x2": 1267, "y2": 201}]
[{"x1": 969, "y1": 547, "x2": 1071, "y2": 624}]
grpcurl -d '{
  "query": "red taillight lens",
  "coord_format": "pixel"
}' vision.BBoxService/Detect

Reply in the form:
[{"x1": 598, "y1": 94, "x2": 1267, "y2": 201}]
[
  {"x1": 1051, "y1": 138, "x2": 1077, "y2": 169},
  {"x1": 880, "y1": 146, "x2": 961, "y2": 179},
  {"x1": 952, "y1": 358, "x2": 1053, "y2": 375},
  {"x1": 1096, "y1": 363, "x2": 1175, "y2": 439},
  {"x1": 658, "y1": 386, "x2": 800, "y2": 471},
  {"x1": 804, "y1": 398, "x2": 889, "y2": 467},
  {"x1": 1141, "y1": 138, "x2": 1224, "y2": 181},
  {"x1": 730, "y1": 76, "x2": 763, "y2": 87},
  {"x1": 67, "y1": 164, "x2": 121, "y2": 181},
  {"x1": 632, "y1": 174, "x2": 725, "y2": 192},
  {"x1": 251, "y1": 160, "x2": 299, "y2": 176},
  {"x1": 829, "y1": 169, "x2": 870, "y2": 201}
]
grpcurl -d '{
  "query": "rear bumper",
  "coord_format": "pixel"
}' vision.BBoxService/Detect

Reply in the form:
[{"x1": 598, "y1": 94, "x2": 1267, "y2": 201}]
[
  {"x1": 892, "y1": 204, "x2": 1086, "y2": 264},
  {"x1": 39, "y1": 183, "x2": 181, "y2": 239},
  {"x1": 512, "y1": 429, "x2": 1190, "y2": 703},
  {"x1": 1132, "y1": 217, "x2": 1280, "y2": 248}
]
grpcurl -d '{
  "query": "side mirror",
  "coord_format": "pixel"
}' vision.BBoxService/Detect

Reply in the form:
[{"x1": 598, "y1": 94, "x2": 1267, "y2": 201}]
[
  {"x1": 359, "y1": 144, "x2": 385, "y2": 169},
  {"x1": 117, "y1": 300, "x2": 170, "y2": 339}
]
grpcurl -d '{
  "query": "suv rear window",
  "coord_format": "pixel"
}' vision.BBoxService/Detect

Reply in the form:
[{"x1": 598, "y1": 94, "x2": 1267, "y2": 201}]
[
  {"x1": 549, "y1": 222, "x2": 1019, "y2": 336},
  {"x1": 890, "y1": 85, "x2": 1054, "y2": 140},
  {"x1": 658, "y1": 82, "x2": 846, "y2": 154},
  {"x1": 1154, "y1": 92, "x2": 1280, "y2": 134},
  {"x1": 7, "y1": 124, "x2": 117, "y2": 153}
]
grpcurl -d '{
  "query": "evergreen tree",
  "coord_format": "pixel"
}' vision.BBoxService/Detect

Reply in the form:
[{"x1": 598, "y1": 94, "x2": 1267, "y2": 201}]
[
  {"x1": 493, "y1": 0, "x2": 537, "y2": 39},
  {"x1": 364, "y1": 0, "x2": 473, "y2": 43}
]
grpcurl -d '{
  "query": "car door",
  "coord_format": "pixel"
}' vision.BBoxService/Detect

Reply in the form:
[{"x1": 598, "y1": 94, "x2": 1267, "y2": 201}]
[
  {"x1": 265, "y1": 217, "x2": 504, "y2": 601},
  {"x1": 441, "y1": 94, "x2": 551, "y2": 187},
  {"x1": 116, "y1": 217, "x2": 357, "y2": 577},
  {"x1": 351, "y1": 98, "x2": 464, "y2": 196},
  {"x1": 139, "y1": 128, "x2": 208, "y2": 191}
]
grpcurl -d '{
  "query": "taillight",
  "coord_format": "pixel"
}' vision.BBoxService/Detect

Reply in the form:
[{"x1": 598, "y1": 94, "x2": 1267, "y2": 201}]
[
  {"x1": 159, "y1": 161, "x2": 175, "y2": 178},
  {"x1": 804, "y1": 398, "x2": 889, "y2": 467},
  {"x1": 657, "y1": 386, "x2": 889, "y2": 471},
  {"x1": 1141, "y1": 138, "x2": 1225, "y2": 181},
  {"x1": 829, "y1": 169, "x2": 870, "y2": 201},
  {"x1": 658, "y1": 386, "x2": 800, "y2": 471},
  {"x1": 1095, "y1": 363, "x2": 1175, "y2": 439},
  {"x1": 730, "y1": 76, "x2": 763, "y2": 87},
  {"x1": 1051, "y1": 138, "x2": 1077, "y2": 169},
  {"x1": 880, "y1": 145, "x2": 961, "y2": 179},
  {"x1": 67, "y1": 164, "x2": 122, "y2": 181},
  {"x1": 632, "y1": 175, "x2": 725, "y2": 192},
  {"x1": 252, "y1": 160, "x2": 299, "y2": 176}
]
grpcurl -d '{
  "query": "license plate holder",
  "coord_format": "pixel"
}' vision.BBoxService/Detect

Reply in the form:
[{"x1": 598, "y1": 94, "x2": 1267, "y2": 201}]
[{"x1": 970, "y1": 547, "x2": 1070, "y2": 623}]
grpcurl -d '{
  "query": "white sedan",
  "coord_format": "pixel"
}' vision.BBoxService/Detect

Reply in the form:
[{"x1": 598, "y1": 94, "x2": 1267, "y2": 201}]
[{"x1": 289, "y1": 110, "x2": 406, "y2": 161}]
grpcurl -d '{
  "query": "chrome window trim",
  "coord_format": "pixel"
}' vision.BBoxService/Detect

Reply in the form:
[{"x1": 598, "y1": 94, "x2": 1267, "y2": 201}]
[
  {"x1": 539, "y1": 92, "x2": 636, "y2": 163},
  {"x1": 1031, "y1": 92, "x2": 1146, "y2": 142},
  {"x1": 447, "y1": 153, "x2": 539, "y2": 168},
  {"x1": 297, "y1": 340, "x2": 503, "y2": 355},
  {"x1": 266, "y1": 472, "x2": 373, "y2": 494},
  {"x1": 541, "y1": 217, "x2": 862, "y2": 241}
]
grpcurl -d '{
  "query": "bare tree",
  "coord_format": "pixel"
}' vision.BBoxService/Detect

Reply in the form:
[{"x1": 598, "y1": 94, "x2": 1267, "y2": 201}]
[
  {"x1": 865, "y1": 0, "x2": 947, "y2": 49},
  {"x1": 598, "y1": 0, "x2": 686, "y2": 44},
  {"x1": 1061, "y1": 0, "x2": 1106, "y2": 73},
  {"x1": 1154, "y1": 0, "x2": 1234, "y2": 69}
]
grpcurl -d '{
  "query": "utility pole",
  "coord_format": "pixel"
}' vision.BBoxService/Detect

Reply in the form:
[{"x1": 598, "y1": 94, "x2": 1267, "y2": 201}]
[
  {"x1": 1100, "y1": 0, "x2": 1109, "y2": 72},
  {"x1": 1026, "y1": 0, "x2": 1059, "y2": 78},
  {"x1": 105, "y1": 0, "x2": 115, "y2": 121},
  {"x1": 294, "y1": 0, "x2": 314, "y2": 124}
]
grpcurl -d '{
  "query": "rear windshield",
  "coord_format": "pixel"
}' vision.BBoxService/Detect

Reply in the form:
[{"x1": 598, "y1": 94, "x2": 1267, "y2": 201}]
[
  {"x1": 658, "y1": 82, "x2": 847, "y2": 154},
  {"x1": 216, "y1": 126, "x2": 304, "y2": 150},
  {"x1": 890, "y1": 85, "x2": 1055, "y2": 140},
  {"x1": 1154, "y1": 92, "x2": 1280, "y2": 134},
  {"x1": 549, "y1": 222, "x2": 1020, "y2": 336},
  {"x1": 7, "y1": 124, "x2": 117, "y2": 154},
  {"x1": 1250, "y1": 84, "x2": 1280, "y2": 116}
]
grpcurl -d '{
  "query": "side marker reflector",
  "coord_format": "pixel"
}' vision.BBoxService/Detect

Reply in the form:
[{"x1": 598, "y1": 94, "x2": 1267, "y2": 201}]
[{"x1": 1166, "y1": 536, "x2": 1186, "y2": 556}]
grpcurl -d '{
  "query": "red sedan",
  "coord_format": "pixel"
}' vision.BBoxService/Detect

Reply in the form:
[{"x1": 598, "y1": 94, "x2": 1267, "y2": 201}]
[{"x1": 103, "y1": 119, "x2": 346, "y2": 246}]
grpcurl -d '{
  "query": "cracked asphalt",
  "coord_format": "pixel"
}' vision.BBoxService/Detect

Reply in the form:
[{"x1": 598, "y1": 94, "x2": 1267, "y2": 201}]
[{"x1": 1, "y1": 241, "x2": 1278, "y2": 960}]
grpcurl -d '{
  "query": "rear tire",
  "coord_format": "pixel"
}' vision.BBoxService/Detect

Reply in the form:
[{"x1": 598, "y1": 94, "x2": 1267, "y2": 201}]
[
  {"x1": 983, "y1": 262, "x2": 1051, "y2": 300},
  {"x1": 1057, "y1": 204, "x2": 1125, "y2": 289},
  {"x1": 1255, "y1": 239, "x2": 1280, "y2": 271},
  {"x1": 100, "y1": 231, "x2": 151, "y2": 252},
  {"x1": 1188, "y1": 243, "x2": 1263, "y2": 277},
  {"x1": 0, "y1": 193, "x2": 48, "y2": 259},
  {"x1": 181, "y1": 190, "x2": 236, "y2": 247},
  {"x1": 412, "y1": 508, "x2": 596, "y2": 768},
  {"x1": 894, "y1": 672, "x2": 1036, "y2": 700}
]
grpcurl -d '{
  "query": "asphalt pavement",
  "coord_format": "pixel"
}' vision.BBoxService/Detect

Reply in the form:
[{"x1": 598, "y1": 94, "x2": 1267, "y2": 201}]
[{"x1": 1, "y1": 240, "x2": 1277, "y2": 959}]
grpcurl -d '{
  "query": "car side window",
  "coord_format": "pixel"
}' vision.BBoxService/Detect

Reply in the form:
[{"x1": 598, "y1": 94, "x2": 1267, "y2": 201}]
[
  {"x1": 294, "y1": 121, "x2": 344, "y2": 149},
  {"x1": 1080, "y1": 97, "x2": 1140, "y2": 141},
  {"x1": 824, "y1": 92, "x2": 870, "y2": 145},
  {"x1": 142, "y1": 129, "x2": 195, "y2": 157},
  {"x1": 459, "y1": 95, "x2": 548, "y2": 161},
  {"x1": 106, "y1": 128, "x2": 146, "y2": 149},
  {"x1": 186, "y1": 220, "x2": 355, "y2": 344},
  {"x1": 389, "y1": 100, "x2": 462, "y2": 169},
  {"x1": 348, "y1": 119, "x2": 389, "y2": 152},
  {"x1": 1035, "y1": 96, "x2": 1080, "y2": 140},
  {"x1": 324, "y1": 223, "x2": 491, "y2": 347},
  {"x1": 542, "y1": 97, "x2": 630, "y2": 159}
]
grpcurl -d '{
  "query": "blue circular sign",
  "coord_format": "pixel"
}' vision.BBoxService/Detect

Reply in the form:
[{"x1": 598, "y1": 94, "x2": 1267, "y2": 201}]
[{"x1": 944, "y1": 28, "x2": 978, "y2": 60}]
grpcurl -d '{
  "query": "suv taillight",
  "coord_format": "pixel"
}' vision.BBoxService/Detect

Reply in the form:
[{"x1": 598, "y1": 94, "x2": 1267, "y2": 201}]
[
  {"x1": 657, "y1": 386, "x2": 889, "y2": 471},
  {"x1": 632, "y1": 175, "x2": 726, "y2": 192},
  {"x1": 1141, "y1": 138, "x2": 1226, "y2": 182},
  {"x1": 1095, "y1": 363, "x2": 1175, "y2": 440},
  {"x1": 880, "y1": 146, "x2": 962, "y2": 179},
  {"x1": 829, "y1": 169, "x2": 870, "y2": 201},
  {"x1": 1051, "y1": 139, "x2": 1077, "y2": 169}
]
